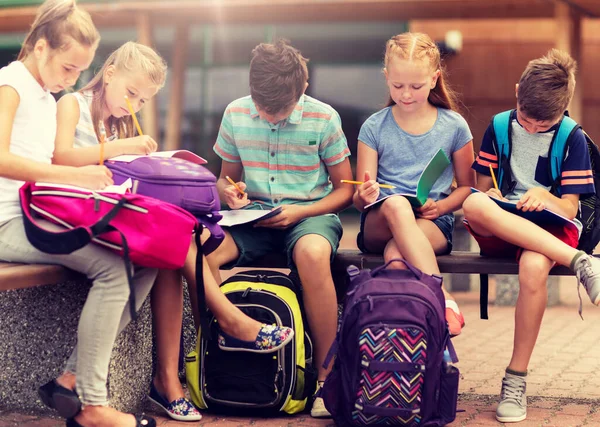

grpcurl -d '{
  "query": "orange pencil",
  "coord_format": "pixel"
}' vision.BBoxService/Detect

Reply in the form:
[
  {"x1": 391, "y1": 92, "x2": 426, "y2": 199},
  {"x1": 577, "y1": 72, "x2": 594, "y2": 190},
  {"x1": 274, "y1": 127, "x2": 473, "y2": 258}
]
[
  {"x1": 98, "y1": 120, "x2": 107, "y2": 166},
  {"x1": 225, "y1": 175, "x2": 245, "y2": 196},
  {"x1": 124, "y1": 95, "x2": 144, "y2": 136}
]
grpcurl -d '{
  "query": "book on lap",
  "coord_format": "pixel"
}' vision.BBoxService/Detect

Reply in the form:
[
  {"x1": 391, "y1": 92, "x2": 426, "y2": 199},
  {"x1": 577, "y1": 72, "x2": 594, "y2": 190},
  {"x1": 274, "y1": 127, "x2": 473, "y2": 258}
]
[
  {"x1": 469, "y1": 187, "x2": 578, "y2": 233},
  {"x1": 218, "y1": 206, "x2": 283, "y2": 227},
  {"x1": 365, "y1": 148, "x2": 451, "y2": 209}
]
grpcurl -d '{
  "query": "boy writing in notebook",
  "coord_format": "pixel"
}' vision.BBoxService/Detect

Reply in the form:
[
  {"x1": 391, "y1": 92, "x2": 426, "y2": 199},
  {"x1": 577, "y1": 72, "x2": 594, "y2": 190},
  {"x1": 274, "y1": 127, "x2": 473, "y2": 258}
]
[
  {"x1": 202, "y1": 40, "x2": 353, "y2": 418},
  {"x1": 463, "y1": 49, "x2": 600, "y2": 423}
]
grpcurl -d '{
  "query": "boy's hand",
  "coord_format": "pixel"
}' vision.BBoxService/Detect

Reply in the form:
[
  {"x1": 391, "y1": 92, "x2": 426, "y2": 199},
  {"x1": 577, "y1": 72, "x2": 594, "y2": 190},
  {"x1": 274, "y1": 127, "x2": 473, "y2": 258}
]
[
  {"x1": 415, "y1": 198, "x2": 440, "y2": 220},
  {"x1": 485, "y1": 188, "x2": 508, "y2": 201},
  {"x1": 77, "y1": 165, "x2": 114, "y2": 190},
  {"x1": 118, "y1": 135, "x2": 158, "y2": 155},
  {"x1": 517, "y1": 187, "x2": 548, "y2": 212},
  {"x1": 357, "y1": 171, "x2": 379, "y2": 205},
  {"x1": 224, "y1": 181, "x2": 250, "y2": 209},
  {"x1": 255, "y1": 205, "x2": 307, "y2": 229}
]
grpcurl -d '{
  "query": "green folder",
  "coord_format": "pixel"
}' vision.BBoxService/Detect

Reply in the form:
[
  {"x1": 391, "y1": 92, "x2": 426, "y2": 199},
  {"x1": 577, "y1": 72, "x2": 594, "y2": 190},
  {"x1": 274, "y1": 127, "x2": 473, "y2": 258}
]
[{"x1": 365, "y1": 148, "x2": 451, "y2": 209}]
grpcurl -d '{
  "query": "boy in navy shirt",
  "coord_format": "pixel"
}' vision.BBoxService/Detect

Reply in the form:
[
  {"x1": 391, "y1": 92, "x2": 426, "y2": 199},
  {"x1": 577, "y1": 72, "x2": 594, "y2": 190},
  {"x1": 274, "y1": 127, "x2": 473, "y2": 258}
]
[{"x1": 463, "y1": 49, "x2": 600, "y2": 423}]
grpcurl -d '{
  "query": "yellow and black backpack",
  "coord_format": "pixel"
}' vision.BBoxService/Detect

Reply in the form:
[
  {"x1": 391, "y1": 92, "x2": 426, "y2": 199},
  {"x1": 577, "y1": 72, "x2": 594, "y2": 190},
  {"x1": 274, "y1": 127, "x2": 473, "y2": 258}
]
[{"x1": 185, "y1": 270, "x2": 317, "y2": 415}]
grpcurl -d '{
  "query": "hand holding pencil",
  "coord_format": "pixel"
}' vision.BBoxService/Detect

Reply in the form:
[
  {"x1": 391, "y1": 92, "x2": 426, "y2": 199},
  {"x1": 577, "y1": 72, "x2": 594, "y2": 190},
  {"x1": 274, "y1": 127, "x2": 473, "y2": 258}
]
[
  {"x1": 354, "y1": 171, "x2": 381, "y2": 206},
  {"x1": 224, "y1": 176, "x2": 250, "y2": 210},
  {"x1": 486, "y1": 164, "x2": 505, "y2": 201}
]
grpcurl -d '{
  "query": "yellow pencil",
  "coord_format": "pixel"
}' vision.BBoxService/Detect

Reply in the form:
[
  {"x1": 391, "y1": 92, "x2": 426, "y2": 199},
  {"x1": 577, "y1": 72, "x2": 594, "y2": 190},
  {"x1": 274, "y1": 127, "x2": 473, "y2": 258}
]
[
  {"x1": 225, "y1": 175, "x2": 246, "y2": 195},
  {"x1": 98, "y1": 120, "x2": 106, "y2": 166},
  {"x1": 341, "y1": 179, "x2": 396, "y2": 189},
  {"x1": 489, "y1": 164, "x2": 499, "y2": 190},
  {"x1": 124, "y1": 95, "x2": 144, "y2": 136}
]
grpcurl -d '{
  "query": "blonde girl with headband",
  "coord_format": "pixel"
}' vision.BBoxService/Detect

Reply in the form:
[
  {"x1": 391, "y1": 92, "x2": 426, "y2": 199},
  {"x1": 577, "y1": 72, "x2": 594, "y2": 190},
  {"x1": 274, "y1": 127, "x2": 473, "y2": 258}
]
[
  {"x1": 0, "y1": 1, "x2": 158, "y2": 426},
  {"x1": 52, "y1": 41, "x2": 294, "y2": 422},
  {"x1": 353, "y1": 32, "x2": 476, "y2": 336}
]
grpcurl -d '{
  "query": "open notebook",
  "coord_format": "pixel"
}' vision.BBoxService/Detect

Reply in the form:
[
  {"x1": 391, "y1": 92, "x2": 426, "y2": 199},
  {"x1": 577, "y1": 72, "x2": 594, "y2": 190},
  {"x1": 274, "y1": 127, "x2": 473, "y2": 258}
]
[
  {"x1": 35, "y1": 178, "x2": 133, "y2": 195},
  {"x1": 365, "y1": 148, "x2": 451, "y2": 209},
  {"x1": 218, "y1": 207, "x2": 283, "y2": 227},
  {"x1": 469, "y1": 188, "x2": 578, "y2": 233}
]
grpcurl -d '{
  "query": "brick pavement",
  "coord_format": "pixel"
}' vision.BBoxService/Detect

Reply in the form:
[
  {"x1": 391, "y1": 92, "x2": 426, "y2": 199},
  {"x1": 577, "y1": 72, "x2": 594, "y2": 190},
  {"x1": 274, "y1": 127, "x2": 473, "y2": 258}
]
[{"x1": 3, "y1": 294, "x2": 600, "y2": 426}]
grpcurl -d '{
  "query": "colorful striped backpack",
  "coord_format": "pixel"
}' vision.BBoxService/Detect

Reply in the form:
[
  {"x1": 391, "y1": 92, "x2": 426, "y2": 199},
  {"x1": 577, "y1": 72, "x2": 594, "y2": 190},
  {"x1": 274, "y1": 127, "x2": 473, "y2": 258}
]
[{"x1": 321, "y1": 259, "x2": 459, "y2": 426}]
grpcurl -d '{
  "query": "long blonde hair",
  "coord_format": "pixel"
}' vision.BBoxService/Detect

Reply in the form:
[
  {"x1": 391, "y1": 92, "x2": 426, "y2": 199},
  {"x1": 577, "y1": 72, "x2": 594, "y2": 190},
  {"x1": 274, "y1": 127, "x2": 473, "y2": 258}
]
[
  {"x1": 18, "y1": 0, "x2": 99, "y2": 61},
  {"x1": 80, "y1": 41, "x2": 168, "y2": 139},
  {"x1": 384, "y1": 32, "x2": 459, "y2": 112}
]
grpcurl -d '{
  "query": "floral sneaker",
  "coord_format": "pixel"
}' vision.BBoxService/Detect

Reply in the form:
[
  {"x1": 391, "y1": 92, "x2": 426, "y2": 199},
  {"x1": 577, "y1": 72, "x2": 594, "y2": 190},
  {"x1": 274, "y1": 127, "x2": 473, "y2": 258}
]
[
  {"x1": 148, "y1": 382, "x2": 202, "y2": 422},
  {"x1": 218, "y1": 324, "x2": 294, "y2": 353}
]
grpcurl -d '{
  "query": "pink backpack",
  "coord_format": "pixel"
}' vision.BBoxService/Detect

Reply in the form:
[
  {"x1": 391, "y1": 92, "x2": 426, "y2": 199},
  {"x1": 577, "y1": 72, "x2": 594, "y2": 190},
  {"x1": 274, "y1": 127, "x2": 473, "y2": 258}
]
[{"x1": 19, "y1": 182, "x2": 202, "y2": 319}]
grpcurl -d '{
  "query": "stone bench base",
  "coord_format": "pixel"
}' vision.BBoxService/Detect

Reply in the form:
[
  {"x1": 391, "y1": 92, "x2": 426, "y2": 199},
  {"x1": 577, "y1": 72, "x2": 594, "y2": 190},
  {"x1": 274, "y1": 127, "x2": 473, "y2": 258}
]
[{"x1": 0, "y1": 279, "x2": 153, "y2": 413}]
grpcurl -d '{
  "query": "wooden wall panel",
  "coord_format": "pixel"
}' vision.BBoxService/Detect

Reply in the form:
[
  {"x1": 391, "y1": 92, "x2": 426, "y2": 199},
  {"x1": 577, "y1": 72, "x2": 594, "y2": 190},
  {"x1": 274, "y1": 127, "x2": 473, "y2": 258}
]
[{"x1": 412, "y1": 19, "x2": 600, "y2": 151}]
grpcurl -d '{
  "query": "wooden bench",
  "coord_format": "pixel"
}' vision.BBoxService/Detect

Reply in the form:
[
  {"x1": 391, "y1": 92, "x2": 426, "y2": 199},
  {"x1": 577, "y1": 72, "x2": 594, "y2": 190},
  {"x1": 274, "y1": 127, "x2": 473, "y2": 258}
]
[
  {"x1": 247, "y1": 249, "x2": 577, "y2": 319},
  {"x1": 0, "y1": 262, "x2": 80, "y2": 291}
]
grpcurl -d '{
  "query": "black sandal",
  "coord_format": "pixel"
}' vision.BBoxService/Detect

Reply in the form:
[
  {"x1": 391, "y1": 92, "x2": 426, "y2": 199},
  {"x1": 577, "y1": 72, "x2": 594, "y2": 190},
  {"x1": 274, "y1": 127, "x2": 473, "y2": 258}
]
[
  {"x1": 66, "y1": 414, "x2": 156, "y2": 427},
  {"x1": 38, "y1": 379, "x2": 81, "y2": 418}
]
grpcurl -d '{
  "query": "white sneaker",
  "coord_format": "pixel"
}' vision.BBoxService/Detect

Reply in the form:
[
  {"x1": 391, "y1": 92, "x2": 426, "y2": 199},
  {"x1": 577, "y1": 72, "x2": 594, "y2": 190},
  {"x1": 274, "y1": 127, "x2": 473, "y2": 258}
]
[
  {"x1": 496, "y1": 373, "x2": 527, "y2": 423},
  {"x1": 573, "y1": 252, "x2": 600, "y2": 305},
  {"x1": 310, "y1": 382, "x2": 331, "y2": 418}
]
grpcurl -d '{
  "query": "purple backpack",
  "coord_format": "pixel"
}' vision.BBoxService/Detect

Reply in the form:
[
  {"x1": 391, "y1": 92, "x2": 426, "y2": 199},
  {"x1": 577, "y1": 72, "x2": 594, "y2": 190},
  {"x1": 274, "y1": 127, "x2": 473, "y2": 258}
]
[
  {"x1": 322, "y1": 259, "x2": 459, "y2": 426},
  {"x1": 106, "y1": 157, "x2": 224, "y2": 253}
]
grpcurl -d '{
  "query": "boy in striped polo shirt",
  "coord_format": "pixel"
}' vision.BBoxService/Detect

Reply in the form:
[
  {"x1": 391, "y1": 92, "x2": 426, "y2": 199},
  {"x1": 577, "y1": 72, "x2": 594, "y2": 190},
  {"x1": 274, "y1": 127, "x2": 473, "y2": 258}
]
[
  {"x1": 463, "y1": 49, "x2": 600, "y2": 423},
  {"x1": 207, "y1": 40, "x2": 353, "y2": 418}
]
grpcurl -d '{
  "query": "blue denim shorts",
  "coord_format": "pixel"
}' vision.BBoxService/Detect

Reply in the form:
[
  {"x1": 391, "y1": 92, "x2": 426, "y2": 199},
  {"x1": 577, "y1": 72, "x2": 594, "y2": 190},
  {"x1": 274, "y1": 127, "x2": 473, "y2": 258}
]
[{"x1": 357, "y1": 210, "x2": 455, "y2": 255}]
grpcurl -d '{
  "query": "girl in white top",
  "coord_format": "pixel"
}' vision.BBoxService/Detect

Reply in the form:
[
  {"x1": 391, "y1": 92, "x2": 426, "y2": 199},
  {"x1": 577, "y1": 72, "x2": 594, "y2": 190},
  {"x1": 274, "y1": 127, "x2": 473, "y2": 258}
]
[
  {"x1": 53, "y1": 41, "x2": 295, "y2": 422},
  {"x1": 0, "y1": 1, "x2": 157, "y2": 426}
]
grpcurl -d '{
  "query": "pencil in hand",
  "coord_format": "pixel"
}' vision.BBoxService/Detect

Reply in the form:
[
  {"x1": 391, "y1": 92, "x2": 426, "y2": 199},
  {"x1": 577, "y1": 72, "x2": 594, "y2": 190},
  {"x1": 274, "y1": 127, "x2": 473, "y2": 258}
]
[
  {"x1": 124, "y1": 95, "x2": 144, "y2": 136},
  {"x1": 98, "y1": 120, "x2": 107, "y2": 166},
  {"x1": 225, "y1": 175, "x2": 246, "y2": 196},
  {"x1": 489, "y1": 164, "x2": 499, "y2": 190},
  {"x1": 340, "y1": 179, "x2": 396, "y2": 189}
]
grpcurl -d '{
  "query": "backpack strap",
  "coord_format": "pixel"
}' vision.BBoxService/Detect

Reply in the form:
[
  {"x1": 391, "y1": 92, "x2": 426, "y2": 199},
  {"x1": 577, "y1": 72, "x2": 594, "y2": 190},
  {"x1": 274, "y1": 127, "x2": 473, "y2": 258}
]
[
  {"x1": 549, "y1": 115, "x2": 580, "y2": 197},
  {"x1": 19, "y1": 183, "x2": 138, "y2": 321},
  {"x1": 491, "y1": 110, "x2": 515, "y2": 190}
]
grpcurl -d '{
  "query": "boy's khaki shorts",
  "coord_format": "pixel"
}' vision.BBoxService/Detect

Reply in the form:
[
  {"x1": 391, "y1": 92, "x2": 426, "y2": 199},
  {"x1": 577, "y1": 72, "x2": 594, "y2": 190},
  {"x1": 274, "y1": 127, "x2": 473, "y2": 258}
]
[{"x1": 223, "y1": 213, "x2": 343, "y2": 271}]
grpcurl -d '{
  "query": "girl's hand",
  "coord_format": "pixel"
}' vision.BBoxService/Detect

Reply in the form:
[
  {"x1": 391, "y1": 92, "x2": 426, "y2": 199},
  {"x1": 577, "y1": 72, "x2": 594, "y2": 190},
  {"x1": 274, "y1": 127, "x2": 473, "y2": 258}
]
[
  {"x1": 77, "y1": 165, "x2": 114, "y2": 190},
  {"x1": 415, "y1": 198, "x2": 440, "y2": 220},
  {"x1": 117, "y1": 135, "x2": 158, "y2": 155},
  {"x1": 255, "y1": 205, "x2": 307, "y2": 229},
  {"x1": 224, "y1": 180, "x2": 250, "y2": 209},
  {"x1": 517, "y1": 187, "x2": 548, "y2": 212},
  {"x1": 357, "y1": 171, "x2": 379, "y2": 205}
]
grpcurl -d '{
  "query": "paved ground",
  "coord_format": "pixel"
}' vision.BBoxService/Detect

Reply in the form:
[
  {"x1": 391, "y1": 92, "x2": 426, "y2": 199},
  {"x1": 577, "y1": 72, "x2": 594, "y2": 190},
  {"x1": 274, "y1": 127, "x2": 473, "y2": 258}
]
[{"x1": 3, "y1": 291, "x2": 600, "y2": 426}]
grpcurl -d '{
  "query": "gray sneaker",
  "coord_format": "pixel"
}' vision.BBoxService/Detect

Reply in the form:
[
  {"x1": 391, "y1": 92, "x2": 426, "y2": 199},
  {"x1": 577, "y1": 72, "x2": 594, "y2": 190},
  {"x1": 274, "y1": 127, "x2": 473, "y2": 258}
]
[
  {"x1": 496, "y1": 373, "x2": 527, "y2": 423},
  {"x1": 573, "y1": 253, "x2": 600, "y2": 306}
]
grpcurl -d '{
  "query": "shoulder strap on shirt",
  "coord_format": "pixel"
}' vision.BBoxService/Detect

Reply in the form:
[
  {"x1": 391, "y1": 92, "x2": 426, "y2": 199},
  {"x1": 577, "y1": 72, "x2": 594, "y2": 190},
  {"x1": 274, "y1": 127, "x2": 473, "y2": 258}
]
[
  {"x1": 549, "y1": 115, "x2": 580, "y2": 197},
  {"x1": 491, "y1": 110, "x2": 514, "y2": 188}
]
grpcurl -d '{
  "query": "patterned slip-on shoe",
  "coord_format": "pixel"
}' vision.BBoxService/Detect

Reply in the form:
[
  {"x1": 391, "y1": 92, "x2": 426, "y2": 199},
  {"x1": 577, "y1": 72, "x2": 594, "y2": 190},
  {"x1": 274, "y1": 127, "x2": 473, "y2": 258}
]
[
  {"x1": 147, "y1": 382, "x2": 202, "y2": 422},
  {"x1": 218, "y1": 324, "x2": 294, "y2": 353},
  {"x1": 38, "y1": 379, "x2": 81, "y2": 419}
]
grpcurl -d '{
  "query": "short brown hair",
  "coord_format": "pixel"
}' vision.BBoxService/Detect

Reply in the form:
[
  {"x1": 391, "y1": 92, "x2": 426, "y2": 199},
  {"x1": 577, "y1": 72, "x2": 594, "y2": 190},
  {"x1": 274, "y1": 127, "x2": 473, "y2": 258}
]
[
  {"x1": 249, "y1": 39, "x2": 308, "y2": 115},
  {"x1": 517, "y1": 49, "x2": 577, "y2": 122},
  {"x1": 18, "y1": 0, "x2": 99, "y2": 61}
]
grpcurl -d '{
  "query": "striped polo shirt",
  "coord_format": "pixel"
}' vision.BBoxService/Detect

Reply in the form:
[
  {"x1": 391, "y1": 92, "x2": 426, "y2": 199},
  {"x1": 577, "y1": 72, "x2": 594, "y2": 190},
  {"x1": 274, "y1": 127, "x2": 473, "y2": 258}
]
[
  {"x1": 213, "y1": 95, "x2": 350, "y2": 207},
  {"x1": 71, "y1": 91, "x2": 119, "y2": 149}
]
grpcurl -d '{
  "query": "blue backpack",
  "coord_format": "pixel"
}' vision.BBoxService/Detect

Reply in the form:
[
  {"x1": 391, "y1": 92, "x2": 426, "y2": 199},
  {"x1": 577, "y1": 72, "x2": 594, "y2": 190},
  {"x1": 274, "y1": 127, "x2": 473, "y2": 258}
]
[
  {"x1": 321, "y1": 259, "x2": 459, "y2": 426},
  {"x1": 491, "y1": 109, "x2": 600, "y2": 254}
]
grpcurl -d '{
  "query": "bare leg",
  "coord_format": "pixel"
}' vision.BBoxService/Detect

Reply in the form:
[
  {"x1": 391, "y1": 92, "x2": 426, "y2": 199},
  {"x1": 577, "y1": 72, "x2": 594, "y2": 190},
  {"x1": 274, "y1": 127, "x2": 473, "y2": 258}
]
[
  {"x1": 509, "y1": 250, "x2": 553, "y2": 372},
  {"x1": 151, "y1": 269, "x2": 185, "y2": 402},
  {"x1": 293, "y1": 234, "x2": 337, "y2": 381},
  {"x1": 463, "y1": 193, "x2": 578, "y2": 266},
  {"x1": 363, "y1": 197, "x2": 440, "y2": 275}
]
